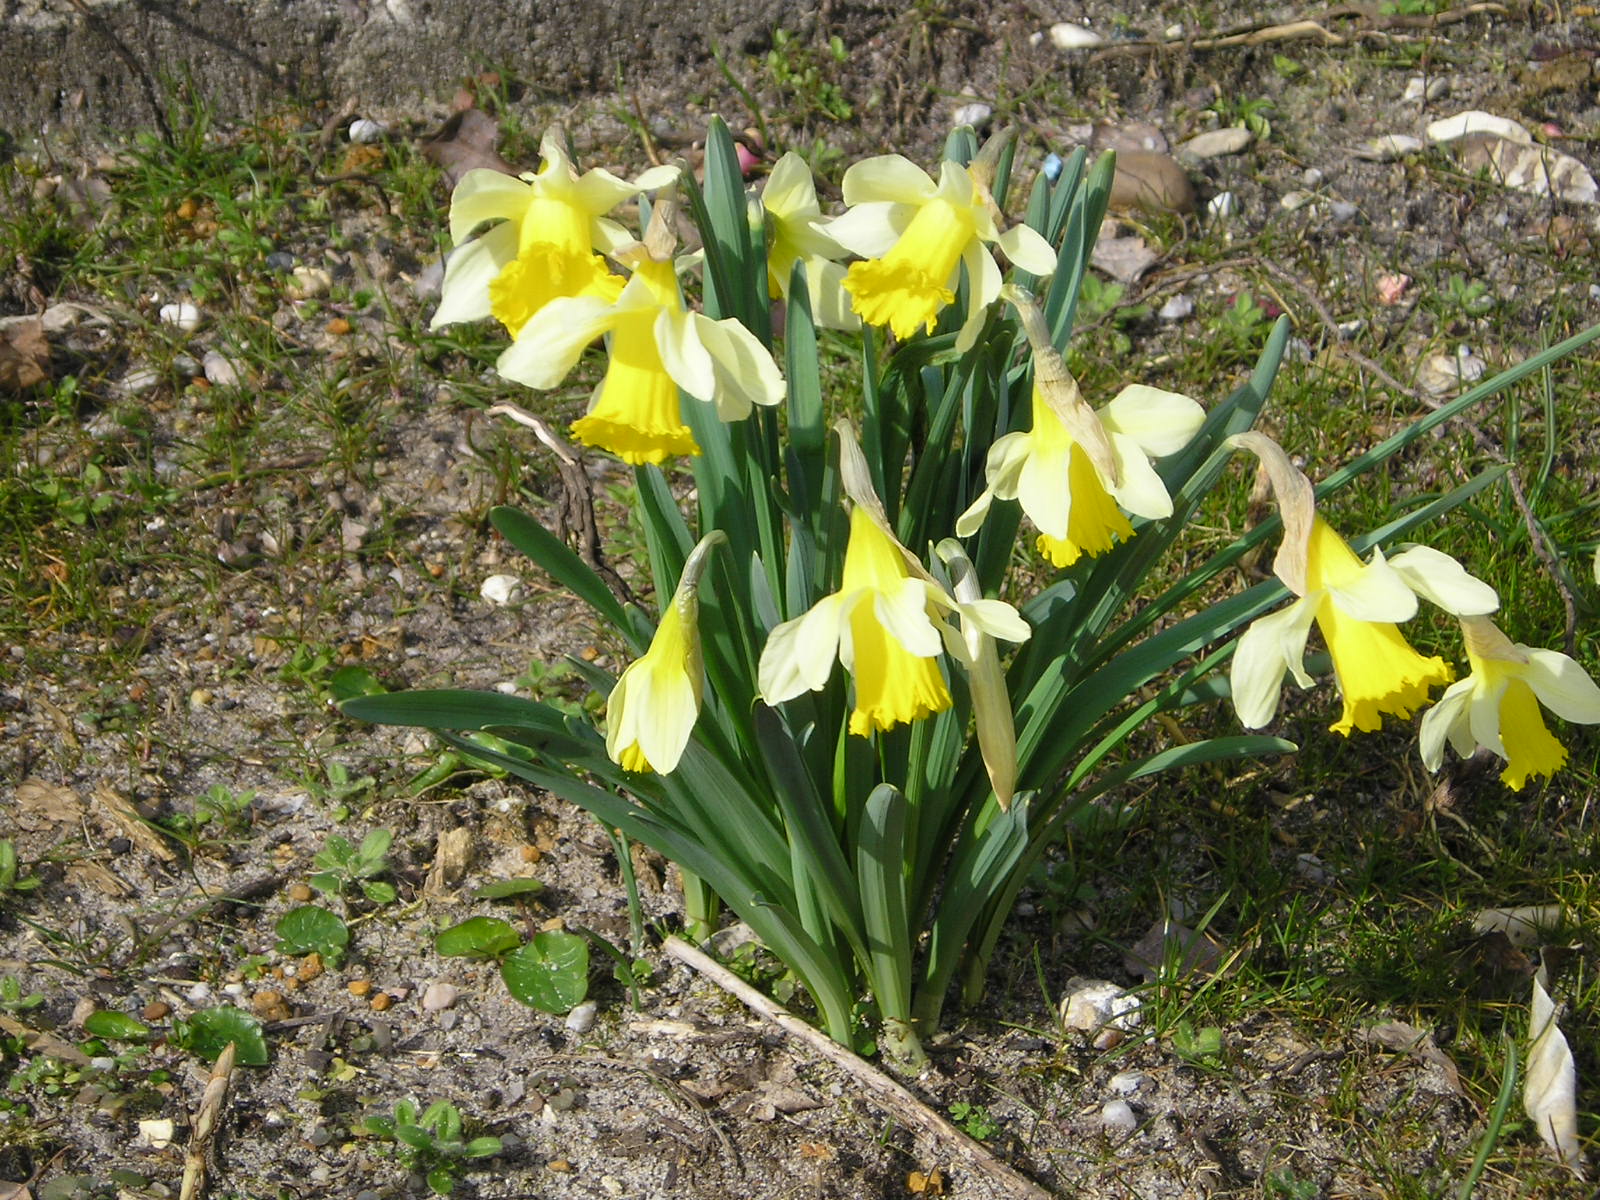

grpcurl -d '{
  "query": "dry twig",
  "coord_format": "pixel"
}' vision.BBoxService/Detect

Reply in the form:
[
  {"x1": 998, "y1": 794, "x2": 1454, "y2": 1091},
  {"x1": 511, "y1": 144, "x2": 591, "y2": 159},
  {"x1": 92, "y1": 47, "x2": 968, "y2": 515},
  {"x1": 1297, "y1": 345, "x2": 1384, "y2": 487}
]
[
  {"x1": 662, "y1": 936, "x2": 1053, "y2": 1200},
  {"x1": 180, "y1": 1041, "x2": 237, "y2": 1200}
]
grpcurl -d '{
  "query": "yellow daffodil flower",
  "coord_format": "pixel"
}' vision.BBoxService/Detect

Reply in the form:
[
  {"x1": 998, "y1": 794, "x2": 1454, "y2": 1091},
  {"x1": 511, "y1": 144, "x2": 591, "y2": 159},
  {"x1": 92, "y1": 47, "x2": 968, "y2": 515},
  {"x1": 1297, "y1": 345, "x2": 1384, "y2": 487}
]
[
  {"x1": 1228, "y1": 433, "x2": 1457, "y2": 735},
  {"x1": 496, "y1": 200, "x2": 784, "y2": 465},
  {"x1": 826, "y1": 143, "x2": 1055, "y2": 350},
  {"x1": 956, "y1": 288, "x2": 1203, "y2": 566},
  {"x1": 760, "y1": 423, "x2": 1029, "y2": 740},
  {"x1": 605, "y1": 533, "x2": 724, "y2": 774},
  {"x1": 430, "y1": 128, "x2": 677, "y2": 336},
  {"x1": 759, "y1": 152, "x2": 858, "y2": 331},
  {"x1": 1420, "y1": 615, "x2": 1600, "y2": 789}
]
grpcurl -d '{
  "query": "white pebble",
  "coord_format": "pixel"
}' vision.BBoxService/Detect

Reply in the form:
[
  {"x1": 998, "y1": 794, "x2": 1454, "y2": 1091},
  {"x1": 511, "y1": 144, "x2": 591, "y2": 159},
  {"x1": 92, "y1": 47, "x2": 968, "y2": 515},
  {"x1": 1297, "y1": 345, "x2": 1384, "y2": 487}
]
[
  {"x1": 158, "y1": 302, "x2": 202, "y2": 331},
  {"x1": 202, "y1": 350, "x2": 240, "y2": 387},
  {"x1": 1425, "y1": 110, "x2": 1532, "y2": 145},
  {"x1": 1049, "y1": 22, "x2": 1103, "y2": 49},
  {"x1": 951, "y1": 101, "x2": 992, "y2": 130},
  {"x1": 1206, "y1": 191, "x2": 1236, "y2": 220},
  {"x1": 119, "y1": 365, "x2": 161, "y2": 395},
  {"x1": 1157, "y1": 295, "x2": 1193, "y2": 322},
  {"x1": 1109, "y1": 1070, "x2": 1151, "y2": 1095},
  {"x1": 1352, "y1": 134, "x2": 1423, "y2": 162},
  {"x1": 1403, "y1": 75, "x2": 1450, "y2": 102},
  {"x1": 421, "y1": 982, "x2": 458, "y2": 1012},
  {"x1": 348, "y1": 118, "x2": 388, "y2": 143},
  {"x1": 1301, "y1": 167, "x2": 1324, "y2": 187},
  {"x1": 494, "y1": 680, "x2": 519, "y2": 695},
  {"x1": 187, "y1": 982, "x2": 212, "y2": 1004},
  {"x1": 480, "y1": 573, "x2": 523, "y2": 606},
  {"x1": 1177, "y1": 128, "x2": 1253, "y2": 162},
  {"x1": 1101, "y1": 1099, "x2": 1139, "y2": 1134},
  {"x1": 1279, "y1": 190, "x2": 1316, "y2": 212},
  {"x1": 566, "y1": 999, "x2": 598, "y2": 1034}
]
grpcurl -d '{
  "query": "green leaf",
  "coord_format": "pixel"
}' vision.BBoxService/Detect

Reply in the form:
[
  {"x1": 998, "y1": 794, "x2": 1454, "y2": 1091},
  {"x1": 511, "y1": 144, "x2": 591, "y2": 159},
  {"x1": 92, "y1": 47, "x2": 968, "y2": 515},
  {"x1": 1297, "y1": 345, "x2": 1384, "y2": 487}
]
[
  {"x1": 856, "y1": 785, "x2": 913, "y2": 1034},
  {"x1": 83, "y1": 1010, "x2": 152, "y2": 1041},
  {"x1": 463, "y1": 1136, "x2": 502, "y2": 1159},
  {"x1": 499, "y1": 930, "x2": 590, "y2": 1012},
  {"x1": 472, "y1": 878, "x2": 544, "y2": 901},
  {"x1": 435, "y1": 916, "x2": 522, "y2": 959},
  {"x1": 274, "y1": 905, "x2": 350, "y2": 963},
  {"x1": 426, "y1": 1167, "x2": 455, "y2": 1196},
  {"x1": 395, "y1": 1123, "x2": 435, "y2": 1150},
  {"x1": 330, "y1": 665, "x2": 386, "y2": 702},
  {"x1": 360, "y1": 880, "x2": 398, "y2": 904},
  {"x1": 171, "y1": 1007, "x2": 268, "y2": 1065}
]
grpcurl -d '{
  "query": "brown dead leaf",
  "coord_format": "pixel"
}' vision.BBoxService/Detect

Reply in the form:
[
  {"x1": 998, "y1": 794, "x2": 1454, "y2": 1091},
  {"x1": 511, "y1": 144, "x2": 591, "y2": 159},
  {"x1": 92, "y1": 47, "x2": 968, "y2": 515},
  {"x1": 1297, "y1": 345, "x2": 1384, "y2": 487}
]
[
  {"x1": 796, "y1": 1141, "x2": 834, "y2": 1161},
  {"x1": 422, "y1": 109, "x2": 515, "y2": 187},
  {"x1": 0, "y1": 1182, "x2": 34, "y2": 1200},
  {"x1": 16, "y1": 777, "x2": 84, "y2": 827},
  {"x1": 0, "y1": 318, "x2": 49, "y2": 391},
  {"x1": 1124, "y1": 917, "x2": 1241, "y2": 983},
  {"x1": 92, "y1": 783, "x2": 177, "y2": 863},
  {"x1": 65, "y1": 860, "x2": 132, "y2": 898},
  {"x1": 1358, "y1": 1019, "x2": 1463, "y2": 1095},
  {"x1": 424, "y1": 826, "x2": 475, "y2": 895},
  {"x1": 908, "y1": 1168, "x2": 946, "y2": 1195}
]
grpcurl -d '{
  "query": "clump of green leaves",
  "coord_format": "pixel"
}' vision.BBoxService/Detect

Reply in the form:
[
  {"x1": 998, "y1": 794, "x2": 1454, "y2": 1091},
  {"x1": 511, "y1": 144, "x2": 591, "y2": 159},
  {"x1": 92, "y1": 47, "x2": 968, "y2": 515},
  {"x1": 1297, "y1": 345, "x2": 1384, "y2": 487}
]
[
  {"x1": 948, "y1": 1100, "x2": 1000, "y2": 1141},
  {"x1": 0, "y1": 976, "x2": 43, "y2": 1013},
  {"x1": 764, "y1": 30, "x2": 854, "y2": 123},
  {"x1": 170, "y1": 1007, "x2": 268, "y2": 1065},
  {"x1": 359, "y1": 1099, "x2": 502, "y2": 1195},
  {"x1": 434, "y1": 917, "x2": 589, "y2": 1013},
  {"x1": 311, "y1": 829, "x2": 397, "y2": 904},
  {"x1": 1171, "y1": 1019, "x2": 1226, "y2": 1069}
]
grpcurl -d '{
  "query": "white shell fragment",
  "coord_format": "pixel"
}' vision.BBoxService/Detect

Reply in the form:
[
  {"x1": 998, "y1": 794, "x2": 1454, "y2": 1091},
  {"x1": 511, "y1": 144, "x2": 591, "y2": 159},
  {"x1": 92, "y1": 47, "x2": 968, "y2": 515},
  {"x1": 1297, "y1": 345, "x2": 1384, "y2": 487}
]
[
  {"x1": 348, "y1": 118, "x2": 388, "y2": 143},
  {"x1": 287, "y1": 266, "x2": 333, "y2": 300},
  {"x1": 1158, "y1": 294, "x2": 1194, "y2": 322},
  {"x1": 1403, "y1": 75, "x2": 1450, "y2": 103},
  {"x1": 480, "y1": 573, "x2": 523, "y2": 606},
  {"x1": 1454, "y1": 135, "x2": 1599, "y2": 205},
  {"x1": 951, "y1": 101, "x2": 992, "y2": 130},
  {"x1": 1353, "y1": 134, "x2": 1423, "y2": 162},
  {"x1": 158, "y1": 302, "x2": 202, "y2": 331},
  {"x1": 1176, "y1": 128, "x2": 1253, "y2": 162},
  {"x1": 1101, "y1": 1099, "x2": 1139, "y2": 1135},
  {"x1": 202, "y1": 349, "x2": 241, "y2": 387},
  {"x1": 1049, "y1": 22, "x2": 1104, "y2": 49},
  {"x1": 1060, "y1": 977, "x2": 1143, "y2": 1049},
  {"x1": 1425, "y1": 110, "x2": 1532, "y2": 145},
  {"x1": 1473, "y1": 905, "x2": 1563, "y2": 948},
  {"x1": 1417, "y1": 346, "x2": 1486, "y2": 396},
  {"x1": 1526, "y1": 969, "x2": 1583, "y2": 1178},
  {"x1": 566, "y1": 999, "x2": 598, "y2": 1034},
  {"x1": 1206, "y1": 191, "x2": 1237, "y2": 220}
]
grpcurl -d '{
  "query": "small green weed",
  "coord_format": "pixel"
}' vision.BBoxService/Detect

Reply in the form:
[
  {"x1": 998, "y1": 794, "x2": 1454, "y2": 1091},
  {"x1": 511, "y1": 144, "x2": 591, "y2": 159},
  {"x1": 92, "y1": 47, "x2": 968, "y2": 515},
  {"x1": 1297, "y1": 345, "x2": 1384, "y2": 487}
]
[
  {"x1": 947, "y1": 1100, "x2": 1000, "y2": 1141},
  {"x1": 275, "y1": 904, "x2": 352, "y2": 965},
  {"x1": 360, "y1": 1099, "x2": 502, "y2": 1196},
  {"x1": 434, "y1": 917, "x2": 590, "y2": 1013},
  {"x1": 0, "y1": 977, "x2": 43, "y2": 1013},
  {"x1": 310, "y1": 829, "x2": 397, "y2": 904},
  {"x1": 0, "y1": 842, "x2": 41, "y2": 904}
]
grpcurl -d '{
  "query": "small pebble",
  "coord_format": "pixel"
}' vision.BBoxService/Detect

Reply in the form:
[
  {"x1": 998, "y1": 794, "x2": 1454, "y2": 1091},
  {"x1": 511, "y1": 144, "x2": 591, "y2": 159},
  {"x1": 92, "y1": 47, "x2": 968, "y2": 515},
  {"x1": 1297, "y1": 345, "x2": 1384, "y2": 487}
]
[
  {"x1": 158, "y1": 302, "x2": 202, "y2": 331},
  {"x1": 370, "y1": 991, "x2": 393, "y2": 1012},
  {"x1": 1425, "y1": 110, "x2": 1531, "y2": 145},
  {"x1": 1352, "y1": 134, "x2": 1423, "y2": 162},
  {"x1": 307, "y1": 1124, "x2": 332, "y2": 1147},
  {"x1": 548, "y1": 1160, "x2": 573, "y2": 1173},
  {"x1": 1101, "y1": 1099, "x2": 1139, "y2": 1135},
  {"x1": 1176, "y1": 127, "x2": 1253, "y2": 162},
  {"x1": 201, "y1": 350, "x2": 240, "y2": 387},
  {"x1": 1403, "y1": 75, "x2": 1450, "y2": 103},
  {"x1": 422, "y1": 982, "x2": 459, "y2": 1012},
  {"x1": 298, "y1": 952, "x2": 324, "y2": 982},
  {"x1": 1301, "y1": 167, "x2": 1324, "y2": 187},
  {"x1": 119, "y1": 365, "x2": 161, "y2": 395},
  {"x1": 287, "y1": 266, "x2": 333, "y2": 300},
  {"x1": 1328, "y1": 201, "x2": 1359, "y2": 224},
  {"x1": 1157, "y1": 295, "x2": 1194, "y2": 322},
  {"x1": 600, "y1": 1176, "x2": 625, "y2": 1197},
  {"x1": 1108, "y1": 1070, "x2": 1151, "y2": 1095},
  {"x1": 325, "y1": 317, "x2": 352, "y2": 336},
  {"x1": 109, "y1": 836, "x2": 132, "y2": 855},
  {"x1": 1049, "y1": 22, "x2": 1104, "y2": 49},
  {"x1": 1279, "y1": 190, "x2": 1316, "y2": 212},
  {"x1": 348, "y1": 118, "x2": 387, "y2": 143},
  {"x1": 566, "y1": 1000, "x2": 598, "y2": 1035},
  {"x1": 223, "y1": 982, "x2": 246, "y2": 998},
  {"x1": 1376, "y1": 273, "x2": 1412, "y2": 306},
  {"x1": 189, "y1": 688, "x2": 214, "y2": 710},
  {"x1": 481, "y1": 573, "x2": 523, "y2": 606},
  {"x1": 264, "y1": 250, "x2": 296, "y2": 272},
  {"x1": 1206, "y1": 191, "x2": 1237, "y2": 220},
  {"x1": 494, "y1": 680, "x2": 519, "y2": 695},
  {"x1": 142, "y1": 1001, "x2": 172, "y2": 1021},
  {"x1": 951, "y1": 101, "x2": 992, "y2": 130},
  {"x1": 354, "y1": 1191, "x2": 383, "y2": 1200},
  {"x1": 187, "y1": 982, "x2": 212, "y2": 1004},
  {"x1": 289, "y1": 883, "x2": 314, "y2": 902}
]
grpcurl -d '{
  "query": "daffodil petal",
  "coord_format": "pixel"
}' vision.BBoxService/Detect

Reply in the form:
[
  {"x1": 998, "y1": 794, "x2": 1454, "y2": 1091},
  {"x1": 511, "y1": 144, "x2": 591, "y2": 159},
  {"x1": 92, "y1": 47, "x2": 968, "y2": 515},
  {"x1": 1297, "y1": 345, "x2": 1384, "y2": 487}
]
[
  {"x1": 996, "y1": 223, "x2": 1057, "y2": 275},
  {"x1": 1388, "y1": 546, "x2": 1500, "y2": 615},
  {"x1": 874, "y1": 578, "x2": 943, "y2": 657},
  {"x1": 447, "y1": 169, "x2": 530, "y2": 243},
  {"x1": 1419, "y1": 678, "x2": 1474, "y2": 770},
  {"x1": 759, "y1": 596, "x2": 845, "y2": 702},
  {"x1": 1100, "y1": 385, "x2": 1206, "y2": 457},
  {"x1": 1326, "y1": 550, "x2": 1420, "y2": 624},
  {"x1": 1231, "y1": 599, "x2": 1316, "y2": 728},
  {"x1": 1521, "y1": 648, "x2": 1600, "y2": 723},
  {"x1": 810, "y1": 259, "x2": 861, "y2": 331},
  {"x1": 762, "y1": 152, "x2": 820, "y2": 217},
  {"x1": 496, "y1": 295, "x2": 616, "y2": 388},
  {"x1": 431, "y1": 221, "x2": 518, "y2": 328},
  {"x1": 654, "y1": 309, "x2": 716, "y2": 402},
  {"x1": 954, "y1": 245, "x2": 1000, "y2": 354},
  {"x1": 635, "y1": 668, "x2": 699, "y2": 774},
  {"x1": 955, "y1": 489, "x2": 995, "y2": 538},
  {"x1": 842, "y1": 155, "x2": 938, "y2": 206},
  {"x1": 1016, "y1": 444, "x2": 1071, "y2": 539},
  {"x1": 959, "y1": 597, "x2": 1032, "y2": 644},
  {"x1": 693, "y1": 313, "x2": 787, "y2": 418},
  {"x1": 1106, "y1": 431, "x2": 1174, "y2": 520},
  {"x1": 825, "y1": 202, "x2": 909, "y2": 258}
]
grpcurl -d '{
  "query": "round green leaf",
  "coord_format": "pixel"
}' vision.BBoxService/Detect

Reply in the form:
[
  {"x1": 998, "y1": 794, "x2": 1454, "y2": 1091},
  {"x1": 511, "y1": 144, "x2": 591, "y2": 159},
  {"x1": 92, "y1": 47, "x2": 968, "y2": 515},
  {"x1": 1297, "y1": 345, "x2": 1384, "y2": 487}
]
[
  {"x1": 83, "y1": 1010, "x2": 152, "y2": 1042},
  {"x1": 434, "y1": 916, "x2": 521, "y2": 959},
  {"x1": 499, "y1": 931, "x2": 589, "y2": 1013},
  {"x1": 275, "y1": 905, "x2": 350, "y2": 960},
  {"x1": 172, "y1": 1007, "x2": 268, "y2": 1066}
]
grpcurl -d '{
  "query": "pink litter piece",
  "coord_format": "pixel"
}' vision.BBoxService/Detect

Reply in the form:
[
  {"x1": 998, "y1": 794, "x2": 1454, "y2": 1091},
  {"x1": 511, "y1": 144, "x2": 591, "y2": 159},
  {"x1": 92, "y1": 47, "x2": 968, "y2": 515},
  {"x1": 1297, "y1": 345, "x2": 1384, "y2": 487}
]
[{"x1": 1377, "y1": 273, "x2": 1412, "y2": 306}]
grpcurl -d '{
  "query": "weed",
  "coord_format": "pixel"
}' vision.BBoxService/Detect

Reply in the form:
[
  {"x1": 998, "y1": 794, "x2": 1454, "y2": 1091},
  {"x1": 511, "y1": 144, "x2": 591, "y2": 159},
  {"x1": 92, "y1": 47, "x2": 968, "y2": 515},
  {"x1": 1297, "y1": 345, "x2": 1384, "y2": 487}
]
[
  {"x1": 310, "y1": 829, "x2": 397, "y2": 904},
  {"x1": 1208, "y1": 94, "x2": 1276, "y2": 141},
  {"x1": 359, "y1": 1099, "x2": 502, "y2": 1195},
  {"x1": 0, "y1": 842, "x2": 41, "y2": 904},
  {"x1": 947, "y1": 1100, "x2": 1000, "y2": 1141},
  {"x1": 0, "y1": 977, "x2": 43, "y2": 1013}
]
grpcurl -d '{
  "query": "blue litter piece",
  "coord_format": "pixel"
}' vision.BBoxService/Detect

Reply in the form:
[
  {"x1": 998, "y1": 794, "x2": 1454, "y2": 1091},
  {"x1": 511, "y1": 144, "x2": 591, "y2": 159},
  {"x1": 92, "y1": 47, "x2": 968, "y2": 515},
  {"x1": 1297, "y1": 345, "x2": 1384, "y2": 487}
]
[{"x1": 1042, "y1": 153, "x2": 1064, "y2": 183}]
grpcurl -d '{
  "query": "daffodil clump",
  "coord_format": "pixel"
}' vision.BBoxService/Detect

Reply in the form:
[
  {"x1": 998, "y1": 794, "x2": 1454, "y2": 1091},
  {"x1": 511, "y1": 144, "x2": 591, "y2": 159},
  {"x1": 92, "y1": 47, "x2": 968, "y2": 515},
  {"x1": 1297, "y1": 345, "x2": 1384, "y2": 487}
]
[{"x1": 348, "y1": 119, "x2": 1600, "y2": 1071}]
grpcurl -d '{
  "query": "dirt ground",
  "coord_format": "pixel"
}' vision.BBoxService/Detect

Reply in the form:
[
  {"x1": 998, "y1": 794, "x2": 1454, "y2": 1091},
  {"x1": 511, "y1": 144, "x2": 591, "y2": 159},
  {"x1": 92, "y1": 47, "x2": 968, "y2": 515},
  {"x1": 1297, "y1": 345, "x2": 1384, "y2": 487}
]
[{"x1": 4, "y1": 3, "x2": 1599, "y2": 1197}]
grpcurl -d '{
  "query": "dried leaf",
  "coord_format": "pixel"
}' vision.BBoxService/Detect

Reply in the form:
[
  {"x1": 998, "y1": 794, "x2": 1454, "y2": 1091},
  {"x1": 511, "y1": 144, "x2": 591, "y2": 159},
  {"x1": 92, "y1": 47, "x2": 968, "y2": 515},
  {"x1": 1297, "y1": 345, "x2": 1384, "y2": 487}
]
[
  {"x1": 0, "y1": 318, "x2": 48, "y2": 391},
  {"x1": 908, "y1": 1168, "x2": 946, "y2": 1195},
  {"x1": 92, "y1": 784, "x2": 176, "y2": 862},
  {"x1": 1473, "y1": 905, "x2": 1564, "y2": 948},
  {"x1": 1526, "y1": 968, "x2": 1583, "y2": 1177},
  {"x1": 1123, "y1": 918, "x2": 1239, "y2": 983},
  {"x1": 424, "y1": 826, "x2": 475, "y2": 895},
  {"x1": 1358, "y1": 1020, "x2": 1463, "y2": 1095},
  {"x1": 421, "y1": 109, "x2": 515, "y2": 187},
  {"x1": 16, "y1": 777, "x2": 84, "y2": 826}
]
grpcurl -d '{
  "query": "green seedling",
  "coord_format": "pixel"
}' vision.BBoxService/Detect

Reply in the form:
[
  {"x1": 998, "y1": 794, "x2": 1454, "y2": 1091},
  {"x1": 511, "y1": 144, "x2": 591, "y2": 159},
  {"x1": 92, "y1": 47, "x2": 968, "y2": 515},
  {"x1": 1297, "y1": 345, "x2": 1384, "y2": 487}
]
[
  {"x1": 360, "y1": 1098, "x2": 502, "y2": 1196},
  {"x1": 169, "y1": 1007, "x2": 268, "y2": 1065},
  {"x1": 434, "y1": 918, "x2": 589, "y2": 1013},
  {"x1": 0, "y1": 841, "x2": 42, "y2": 901},
  {"x1": 947, "y1": 1100, "x2": 1000, "y2": 1141},
  {"x1": 81, "y1": 1011, "x2": 152, "y2": 1042},
  {"x1": 310, "y1": 829, "x2": 397, "y2": 904},
  {"x1": 275, "y1": 904, "x2": 351, "y2": 966},
  {"x1": 1172, "y1": 1019, "x2": 1226, "y2": 1069},
  {"x1": 0, "y1": 976, "x2": 44, "y2": 1013}
]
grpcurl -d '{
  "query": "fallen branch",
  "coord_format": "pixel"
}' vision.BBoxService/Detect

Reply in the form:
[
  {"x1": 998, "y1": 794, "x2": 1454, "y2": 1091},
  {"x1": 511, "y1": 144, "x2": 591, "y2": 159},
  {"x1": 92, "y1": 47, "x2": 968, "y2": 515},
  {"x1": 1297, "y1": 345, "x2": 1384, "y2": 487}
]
[
  {"x1": 180, "y1": 1041, "x2": 237, "y2": 1200},
  {"x1": 661, "y1": 936, "x2": 1052, "y2": 1200}
]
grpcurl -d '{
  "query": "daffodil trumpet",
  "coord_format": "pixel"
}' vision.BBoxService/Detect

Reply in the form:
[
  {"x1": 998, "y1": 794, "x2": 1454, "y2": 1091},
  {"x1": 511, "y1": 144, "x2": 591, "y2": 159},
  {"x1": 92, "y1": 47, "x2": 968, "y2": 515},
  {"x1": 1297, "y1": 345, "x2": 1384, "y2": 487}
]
[
  {"x1": 1228, "y1": 432, "x2": 1454, "y2": 735},
  {"x1": 1420, "y1": 615, "x2": 1600, "y2": 790}
]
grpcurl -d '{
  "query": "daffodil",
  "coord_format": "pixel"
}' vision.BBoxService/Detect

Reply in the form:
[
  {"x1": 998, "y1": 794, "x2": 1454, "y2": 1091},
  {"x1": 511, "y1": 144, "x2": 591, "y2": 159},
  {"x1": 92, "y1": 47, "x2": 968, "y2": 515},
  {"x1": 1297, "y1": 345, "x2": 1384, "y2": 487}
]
[
  {"x1": 1228, "y1": 432, "x2": 1459, "y2": 735},
  {"x1": 759, "y1": 152, "x2": 858, "y2": 330},
  {"x1": 1419, "y1": 615, "x2": 1600, "y2": 789},
  {"x1": 760, "y1": 423, "x2": 1028, "y2": 739},
  {"x1": 605, "y1": 533, "x2": 724, "y2": 774},
  {"x1": 956, "y1": 288, "x2": 1203, "y2": 565},
  {"x1": 430, "y1": 129, "x2": 678, "y2": 336},
  {"x1": 825, "y1": 139, "x2": 1055, "y2": 350},
  {"x1": 496, "y1": 199, "x2": 785, "y2": 465}
]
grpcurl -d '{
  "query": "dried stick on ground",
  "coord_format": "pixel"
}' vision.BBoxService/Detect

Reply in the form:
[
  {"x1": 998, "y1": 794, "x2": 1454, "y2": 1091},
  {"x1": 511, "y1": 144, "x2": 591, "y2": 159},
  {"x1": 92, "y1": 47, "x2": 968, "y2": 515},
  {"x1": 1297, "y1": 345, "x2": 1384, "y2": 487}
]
[
  {"x1": 180, "y1": 1041, "x2": 237, "y2": 1200},
  {"x1": 662, "y1": 936, "x2": 1053, "y2": 1200}
]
